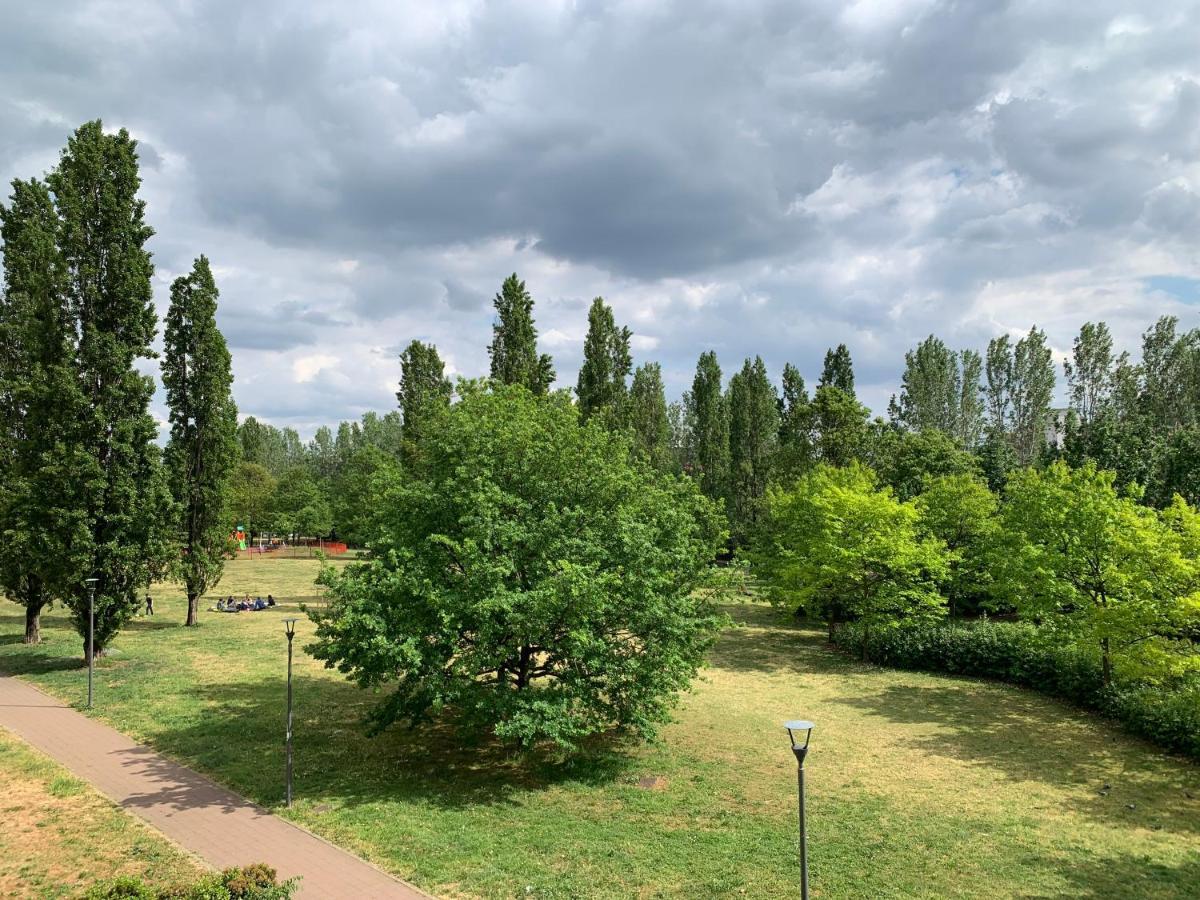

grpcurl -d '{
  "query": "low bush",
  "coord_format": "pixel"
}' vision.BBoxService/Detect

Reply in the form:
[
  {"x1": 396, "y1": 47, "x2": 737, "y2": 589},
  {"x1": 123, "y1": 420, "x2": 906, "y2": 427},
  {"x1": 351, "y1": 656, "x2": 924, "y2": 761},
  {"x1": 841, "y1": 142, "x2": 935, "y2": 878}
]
[
  {"x1": 830, "y1": 619, "x2": 1200, "y2": 759},
  {"x1": 84, "y1": 864, "x2": 298, "y2": 900}
]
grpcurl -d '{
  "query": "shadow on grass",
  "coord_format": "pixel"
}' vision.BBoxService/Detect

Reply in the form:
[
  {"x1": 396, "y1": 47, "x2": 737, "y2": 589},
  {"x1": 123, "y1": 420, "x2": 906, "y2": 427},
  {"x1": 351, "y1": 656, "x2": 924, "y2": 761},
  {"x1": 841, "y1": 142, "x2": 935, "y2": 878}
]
[
  {"x1": 707, "y1": 601, "x2": 860, "y2": 677},
  {"x1": 137, "y1": 674, "x2": 637, "y2": 815},
  {"x1": 835, "y1": 682, "x2": 1200, "y2": 838},
  {"x1": 1056, "y1": 853, "x2": 1200, "y2": 899},
  {"x1": 0, "y1": 647, "x2": 83, "y2": 676}
]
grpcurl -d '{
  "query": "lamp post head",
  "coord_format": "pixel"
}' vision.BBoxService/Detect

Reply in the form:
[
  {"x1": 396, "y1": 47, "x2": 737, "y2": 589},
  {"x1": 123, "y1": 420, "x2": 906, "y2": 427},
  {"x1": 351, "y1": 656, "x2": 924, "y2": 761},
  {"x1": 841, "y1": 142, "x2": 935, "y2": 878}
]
[
  {"x1": 784, "y1": 719, "x2": 814, "y2": 766},
  {"x1": 283, "y1": 618, "x2": 298, "y2": 639},
  {"x1": 84, "y1": 577, "x2": 98, "y2": 588}
]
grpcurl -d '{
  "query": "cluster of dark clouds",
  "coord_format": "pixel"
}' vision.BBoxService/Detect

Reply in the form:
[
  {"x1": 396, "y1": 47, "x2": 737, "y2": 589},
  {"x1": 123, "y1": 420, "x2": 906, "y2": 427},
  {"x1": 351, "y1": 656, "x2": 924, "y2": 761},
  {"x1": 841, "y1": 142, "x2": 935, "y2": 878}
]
[{"x1": 2, "y1": 0, "x2": 1199, "y2": 434}]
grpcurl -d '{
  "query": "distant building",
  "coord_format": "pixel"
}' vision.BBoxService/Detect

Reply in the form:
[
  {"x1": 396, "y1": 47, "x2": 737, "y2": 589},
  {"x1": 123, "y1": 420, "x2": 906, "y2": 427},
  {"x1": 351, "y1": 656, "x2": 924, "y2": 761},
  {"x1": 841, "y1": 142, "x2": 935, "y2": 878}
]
[{"x1": 1045, "y1": 407, "x2": 1071, "y2": 449}]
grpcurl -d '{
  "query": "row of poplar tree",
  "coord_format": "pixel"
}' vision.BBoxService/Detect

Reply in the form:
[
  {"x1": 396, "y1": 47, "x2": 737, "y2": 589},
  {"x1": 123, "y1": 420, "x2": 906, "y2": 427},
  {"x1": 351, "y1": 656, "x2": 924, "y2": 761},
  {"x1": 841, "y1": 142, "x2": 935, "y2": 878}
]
[{"x1": 0, "y1": 121, "x2": 238, "y2": 654}]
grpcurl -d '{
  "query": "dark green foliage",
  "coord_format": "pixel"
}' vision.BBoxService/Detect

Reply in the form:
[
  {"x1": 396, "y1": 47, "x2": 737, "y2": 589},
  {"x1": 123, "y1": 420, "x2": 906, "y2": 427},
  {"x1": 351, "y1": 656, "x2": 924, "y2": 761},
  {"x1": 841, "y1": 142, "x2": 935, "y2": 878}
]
[
  {"x1": 817, "y1": 343, "x2": 855, "y2": 396},
  {"x1": 396, "y1": 339, "x2": 452, "y2": 452},
  {"x1": 627, "y1": 362, "x2": 671, "y2": 468},
  {"x1": 985, "y1": 328, "x2": 1054, "y2": 466},
  {"x1": 810, "y1": 385, "x2": 869, "y2": 466},
  {"x1": 47, "y1": 121, "x2": 170, "y2": 658},
  {"x1": 85, "y1": 864, "x2": 297, "y2": 899},
  {"x1": 684, "y1": 351, "x2": 729, "y2": 501},
  {"x1": 575, "y1": 297, "x2": 631, "y2": 425},
  {"x1": 308, "y1": 385, "x2": 727, "y2": 749},
  {"x1": 226, "y1": 462, "x2": 276, "y2": 535},
  {"x1": 891, "y1": 336, "x2": 983, "y2": 447},
  {"x1": 162, "y1": 256, "x2": 238, "y2": 626},
  {"x1": 0, "y1": 178, "x2": 87, "y2": 644},
  {"x1": 830, "y1": 619, "x2": 1200, "y2": 759},
  {"x1": 487, "y1": 273, "x2": 555, "y2": 394},
  {"x1": 869, "y1": 427, "x2": 980, "y2": 501},
  {"x1": 272, "y1": 467, "x2": 331, "y2": 538},
  {"x1": 775, "y1": 362, "x2": 812, "y2": 479},
  {"x1": 726, "y1": 356, "x2": 778, "y2": 538},
  {"x1": 331, "y1": 443, "x2": 401, "y2": 546}
]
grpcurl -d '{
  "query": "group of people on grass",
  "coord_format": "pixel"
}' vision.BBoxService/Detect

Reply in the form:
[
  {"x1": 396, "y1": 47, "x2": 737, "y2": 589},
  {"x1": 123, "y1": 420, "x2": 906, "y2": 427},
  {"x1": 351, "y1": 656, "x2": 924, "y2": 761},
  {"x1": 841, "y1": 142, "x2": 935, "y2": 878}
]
[{"x1": 212, "y1": 594, "x2": 277, "y2": 613}]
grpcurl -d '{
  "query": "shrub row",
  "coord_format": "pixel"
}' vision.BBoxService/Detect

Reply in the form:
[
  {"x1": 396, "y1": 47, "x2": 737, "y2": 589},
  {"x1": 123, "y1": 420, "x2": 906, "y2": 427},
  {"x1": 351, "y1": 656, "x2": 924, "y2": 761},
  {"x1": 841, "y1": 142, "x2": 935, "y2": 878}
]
[
  {"x1": 84, "y1": 863, "x2": 297, "y2": 900},
  {"x1": 830, "y1": 619, "x2": 1200, "y2": 760}
]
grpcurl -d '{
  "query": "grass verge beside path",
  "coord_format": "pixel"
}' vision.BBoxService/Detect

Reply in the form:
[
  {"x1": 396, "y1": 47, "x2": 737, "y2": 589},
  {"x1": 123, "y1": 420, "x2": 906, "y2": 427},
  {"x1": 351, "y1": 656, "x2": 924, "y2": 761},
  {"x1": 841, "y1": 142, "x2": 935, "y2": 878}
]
[
  {"x1": 0, "y1": 727, "x2": 204, "y2": 898},
  {"x1": 0, "y1": 558, "x2": 1197, "y2": 898}
]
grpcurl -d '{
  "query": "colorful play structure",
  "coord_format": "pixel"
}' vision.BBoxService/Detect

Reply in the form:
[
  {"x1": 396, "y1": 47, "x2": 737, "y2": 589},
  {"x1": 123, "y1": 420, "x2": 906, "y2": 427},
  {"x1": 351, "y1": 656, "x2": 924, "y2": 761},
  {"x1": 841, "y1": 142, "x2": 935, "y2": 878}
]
[{"x1": 230, "y1": 528, "x2": 348, "y2": 558}]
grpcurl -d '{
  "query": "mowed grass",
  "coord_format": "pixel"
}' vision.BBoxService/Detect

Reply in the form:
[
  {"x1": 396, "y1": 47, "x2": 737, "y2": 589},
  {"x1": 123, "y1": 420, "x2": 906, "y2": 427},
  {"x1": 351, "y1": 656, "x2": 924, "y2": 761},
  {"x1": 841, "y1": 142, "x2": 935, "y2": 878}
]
[
  {"x1": 0, "y1": 557, "x2": 1198, "y2": 898},
  {"x1": 0, "y1": 727, "x2": 204, "y2": 898}
]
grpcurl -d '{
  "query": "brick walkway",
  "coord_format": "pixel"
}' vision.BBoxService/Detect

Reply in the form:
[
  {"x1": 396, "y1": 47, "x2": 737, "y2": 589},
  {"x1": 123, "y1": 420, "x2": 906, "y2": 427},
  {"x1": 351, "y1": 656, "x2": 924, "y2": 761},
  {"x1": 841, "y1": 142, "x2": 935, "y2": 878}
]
[{"x1": 0, "y1": 675, "x2": 429, "y2": 899}]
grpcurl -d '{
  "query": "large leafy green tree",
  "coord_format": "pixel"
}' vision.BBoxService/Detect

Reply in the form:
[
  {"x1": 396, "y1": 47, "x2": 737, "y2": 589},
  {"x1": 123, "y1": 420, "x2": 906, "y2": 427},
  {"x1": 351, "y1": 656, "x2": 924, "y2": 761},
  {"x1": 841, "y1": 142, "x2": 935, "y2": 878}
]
[
  {"x1": 49, "y1": 121, "x2": 171, "y2": 659},
  {"x1": 575, "y1": 297, "x2": 632, "y2": 425},
  {"x1": 488, "y1": 273, "x2": 555, "y2": 394},
  {"x1": 811, "y1": 385, "x2": 869, "y2": 466},
  {"x1": 915, "y1": 474, "x2": 999, "y2": 617},
  {"x1": 684, "y1": 351, "x2": 729, "y2": 502},
  {"x1": 751, "y1": 462, "x2": 948, "y2": 655},
  {"x1": 331, "y1": 444, "x2": 401, "y2": 547},
  {"x1": 727, "y1": 356, "x2": 778, "y2": 538},
  {"x1": 0, "y1": 178, "x2": 88, "y2": 643},
  {"x1": 162, "y1": 256, "x2": 238, "y2": 626},
  {"x1": 272, "y1": 467, "x2": 332, "y2": 539},
  {"x1": 227, "y1": 462, "x2": 277, "y2": 536},
  {"x1": 627, "y1": 362, "x2": 670, "y2": 469},
  {"x1": 996, "y1": 462, "x2": 1199, "y2": 685},
  {"x1": 396, "y1": 339, "x2": 452, "y2": 454},
  {"x1": 308, "y1": 385, "x2": 727, "y2": 749},
  {"x1": 869, "y1": 427, "x2": 980, "y2": 501}
]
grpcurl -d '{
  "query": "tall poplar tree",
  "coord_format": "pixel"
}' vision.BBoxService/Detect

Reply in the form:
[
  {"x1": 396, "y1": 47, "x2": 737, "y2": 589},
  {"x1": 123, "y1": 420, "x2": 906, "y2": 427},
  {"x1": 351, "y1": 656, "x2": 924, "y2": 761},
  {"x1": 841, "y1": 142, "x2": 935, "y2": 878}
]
[
  {"x1": 685, "y1": 351, "x2": 729, "y2": 502},
  {"x1": 396, "y1": 339, "x2": 452, "y2": 451},
  {"x1": 0, "y1": 178, "x2": 88, "y2": 643},
  {"x1": 627, "y1": 362, "x2": 670, "y2": 468},
  {"x1": 576, "y1": 297, "x2": 632, "y2": 425},
  {"x1": 985, "y1": 328, "x2": 1055, "y2": 466},
  {"x1": 488, "y1": 273, "x2": 555, "y2": 393},
  {"x1": 818, "y1": 344, "x2": 855, "y2": 396},
  {"x1": 727, "y1": 356, "x2": 779, "y2": 538},
  {"x1": 49, "y1": 121, "x2": 170, "y2": 660},
  {"x1": 162, "y1": 255, "x2": 238, "y2": 626},
  {"x1": 776, "y1": 363, "x2": 812, "y2": 479},
  {"x1": 891, "y1": 336, "x2": 984, "y2": 447}
]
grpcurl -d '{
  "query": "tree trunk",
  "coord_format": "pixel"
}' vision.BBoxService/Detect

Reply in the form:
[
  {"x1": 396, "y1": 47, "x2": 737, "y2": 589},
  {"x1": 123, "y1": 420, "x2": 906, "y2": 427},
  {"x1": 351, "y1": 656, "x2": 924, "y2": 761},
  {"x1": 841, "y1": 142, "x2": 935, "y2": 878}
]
[
  {"x1": 24, "y1": 605, "x2": 42, "y2": 644},
  {"x1": 83, "y1": 640, "x2": 104, "y2": 664},
  {"x1": 185, "y1": 592, "x2": 199, "y2": 627},
  {"x1": 1100, "y1": 638, "x2": 1112, "y2": 687}
]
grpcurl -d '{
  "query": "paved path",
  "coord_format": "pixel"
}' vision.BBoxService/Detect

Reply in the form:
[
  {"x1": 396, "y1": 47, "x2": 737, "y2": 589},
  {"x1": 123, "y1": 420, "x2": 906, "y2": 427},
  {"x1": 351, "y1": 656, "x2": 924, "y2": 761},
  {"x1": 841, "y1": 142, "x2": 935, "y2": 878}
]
[{"x1": 0, "y1": 675, "x2": 429, "y2": 899}]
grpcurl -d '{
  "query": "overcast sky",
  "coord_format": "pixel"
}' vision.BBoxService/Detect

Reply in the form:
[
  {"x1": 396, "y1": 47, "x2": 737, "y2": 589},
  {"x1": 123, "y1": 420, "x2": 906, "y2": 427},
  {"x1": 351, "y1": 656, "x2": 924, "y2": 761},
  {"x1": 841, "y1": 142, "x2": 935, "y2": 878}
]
[{"x1": 3, "y1": 1, "x2": 1199, "y2": 436}]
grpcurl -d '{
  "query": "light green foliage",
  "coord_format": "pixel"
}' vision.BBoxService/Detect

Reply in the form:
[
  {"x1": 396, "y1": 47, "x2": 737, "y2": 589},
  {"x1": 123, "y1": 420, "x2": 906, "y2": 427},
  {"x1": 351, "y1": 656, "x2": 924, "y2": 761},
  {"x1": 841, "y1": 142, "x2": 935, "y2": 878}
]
[
  {"x1": 396, "y1": 339, "x2": 452, "y2": 453},
  {"x1": 996, "y1": 461, "x2": 1200, "y2": 684},
  {"x1": 891, "y1": 336, "x2": 984, "y2": 447},
  {"x1": 47, "y1": 121, "x2": 171, "y2": 657},
  {"x1": 685, "y1": 350, "x2": 729, "y2": 501},
  {"x1": 915, "y1": 474, "x2": 999, "y2": 616},
  {"x1": 272, "y1": 467, "x2": 332, "y2": 539},
  {"x1": 811, "y1": 385, "x2": 870, "y2": 466},
  {"x1": 751, "y1": 462, "x2": 948, "y2": 655},
  {"x1": 627, "y1": 362, "x2": 671, "y2": 468},
  {"x1": 308, "y1": 385, "x2": 727, "y2": 749},
  {"x1": 162, "y1": 256, "x2": 238, "y2": 624},
  {"x1": 487, "y1": 273, "x2": 555, "y2": 394},
  {"x1": 226, "y1": 462, "x2": 277, "y2": 535},
  {"x1": 817, "y1": 343, "x2": 855, "y2": 396},
  {"x1": 575, "y1": 296, "x2": 632, "y2": 425},
  {"x1": 727, "y1": 356, "x2": 778, "y2": 539}
]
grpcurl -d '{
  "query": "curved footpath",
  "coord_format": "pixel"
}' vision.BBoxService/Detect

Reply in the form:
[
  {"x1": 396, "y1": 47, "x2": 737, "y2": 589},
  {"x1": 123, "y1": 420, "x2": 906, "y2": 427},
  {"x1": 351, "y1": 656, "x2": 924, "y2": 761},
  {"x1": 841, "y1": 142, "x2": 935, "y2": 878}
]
[{"x1": 0, "y1": 674, "x2": 429, "y2": 899}]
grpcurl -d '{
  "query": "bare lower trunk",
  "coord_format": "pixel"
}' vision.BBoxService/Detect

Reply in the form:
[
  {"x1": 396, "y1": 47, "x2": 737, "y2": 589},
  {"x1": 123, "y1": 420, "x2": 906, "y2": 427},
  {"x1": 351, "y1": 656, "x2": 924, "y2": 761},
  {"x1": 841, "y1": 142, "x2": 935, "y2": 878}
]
[
  {"x1": 24, "y1": 605, "x2": 42, "y2": 644},
  {"x1": 83, "y1": 641, "x2": 104, "y2": 664},
  {"x1": 185, "y1": 592, "x2": 199, "y2": 627}
]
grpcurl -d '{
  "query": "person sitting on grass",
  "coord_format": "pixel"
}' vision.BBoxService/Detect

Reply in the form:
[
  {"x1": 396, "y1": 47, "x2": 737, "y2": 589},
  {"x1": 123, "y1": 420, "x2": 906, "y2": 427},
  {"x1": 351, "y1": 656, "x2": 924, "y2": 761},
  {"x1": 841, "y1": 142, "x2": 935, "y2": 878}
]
[
  {"x1": 253, "y1": 597, "x2": 266, "y2": 611},
  {"x1": 266, "y1": 595, "x2": 276, "y2": 607},
  {"x1": 215, "y1": 599, "x2": 227, "y2": 612}
]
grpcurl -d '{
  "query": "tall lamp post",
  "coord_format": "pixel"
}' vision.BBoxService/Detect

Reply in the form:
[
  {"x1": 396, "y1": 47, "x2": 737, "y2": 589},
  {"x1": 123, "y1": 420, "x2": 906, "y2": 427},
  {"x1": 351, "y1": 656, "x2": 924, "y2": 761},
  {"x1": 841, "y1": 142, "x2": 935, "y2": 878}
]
[
  {"x1": 85, "y1": 578, "x2": 98, "y2": 709},
  {"x1": 785, "y1": 720, "x2": 815, "y2": 900},
  {"x1": 283, "y1": 618, "x2": 298, "y2": 807}
]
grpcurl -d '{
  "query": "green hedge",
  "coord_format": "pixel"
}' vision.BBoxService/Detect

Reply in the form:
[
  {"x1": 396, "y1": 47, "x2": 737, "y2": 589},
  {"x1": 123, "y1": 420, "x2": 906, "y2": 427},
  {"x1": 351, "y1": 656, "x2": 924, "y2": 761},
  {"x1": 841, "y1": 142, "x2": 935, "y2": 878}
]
[
  {"x1": 830, "y1": 619, "x2": 1200, "y2": 759},
  {"x1": 84, "y1": 864, "x2": 297, "y2": 900}
]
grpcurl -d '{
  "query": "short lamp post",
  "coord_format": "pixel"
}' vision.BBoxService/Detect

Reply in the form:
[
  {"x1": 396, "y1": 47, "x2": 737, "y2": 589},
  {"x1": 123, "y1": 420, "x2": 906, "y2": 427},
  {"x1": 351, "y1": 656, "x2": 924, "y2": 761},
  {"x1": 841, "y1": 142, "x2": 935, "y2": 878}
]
[
  {"x1": 85, "y1": 578, "x2": 98, "y2": 709},
  {"x1": 785, "y1": 719, "x2": 815, "y2": 900},
  {"x1": 283, "y1": 618, "x2": 298, "y2": 807}
]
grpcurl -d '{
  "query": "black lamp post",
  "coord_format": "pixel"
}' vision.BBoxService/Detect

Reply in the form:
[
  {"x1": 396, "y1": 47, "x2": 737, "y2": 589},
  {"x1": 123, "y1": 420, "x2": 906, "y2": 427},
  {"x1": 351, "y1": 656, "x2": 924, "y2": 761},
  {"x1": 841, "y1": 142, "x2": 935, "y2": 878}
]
[
  {"x1": 84, "y1": 578, "x2": 98, "y2": 709},
  {"x1": 283, "y1": 617, "x2": 298, "y2": 807},
  {"x1": 785, "y1": 719, "x2": 815, "y2": 900}
]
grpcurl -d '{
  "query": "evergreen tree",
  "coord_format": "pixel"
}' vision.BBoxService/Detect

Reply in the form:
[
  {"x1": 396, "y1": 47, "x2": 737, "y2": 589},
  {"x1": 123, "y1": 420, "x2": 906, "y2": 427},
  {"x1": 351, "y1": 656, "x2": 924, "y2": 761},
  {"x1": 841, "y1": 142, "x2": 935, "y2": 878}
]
[
  {"x1": 818, "y1": 343, "x2": 855, "y2": 396},
  {"x1": 776, "y1": 363, "x2": 812, "y2": 480},
  {"x1": 488, "y1": 273, "x2": 555, "y2": 393},
  {"x1": 396, "y1": 339, "x2": 452, "y2": 451},
  {"x1": 162, "y1": 255, "x2": 238, "y2": 626},
  {"x1": 48, "y1": 121, "x2": 170, "y2": 659},
  {"x1": 627, "y1": 362, "x2": 670, "y2": 468},
  {"x1": 0, "y1": 178, "x2": 87, "y2": 643},
  {"x1": 685, "y1": 351, "x2": 729, "y2": 502},
  {"x1": 727, "y1": 356, "x2": 779, "y2": 538},
  {"x1": 576, "y1": 297, "x2": 632, "y2": 425}
]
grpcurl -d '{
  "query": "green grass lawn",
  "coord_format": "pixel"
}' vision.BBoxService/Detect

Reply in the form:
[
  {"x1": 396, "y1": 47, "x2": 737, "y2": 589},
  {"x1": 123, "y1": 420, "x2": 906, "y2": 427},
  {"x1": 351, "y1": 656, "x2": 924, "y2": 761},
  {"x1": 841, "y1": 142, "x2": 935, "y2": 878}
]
[
  {"x1": 0, "y1": 727, "x2": 203, "y2": 898},
  {"x1": 1, "y1": 558, "x2": 1198, "y2": 898}
]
